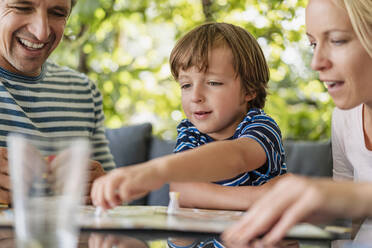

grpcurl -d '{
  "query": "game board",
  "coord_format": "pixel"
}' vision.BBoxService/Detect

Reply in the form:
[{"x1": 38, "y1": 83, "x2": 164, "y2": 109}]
[
  {"x1": 80, "y1": 205, "x2": 243, "y2": 233},
  {"x1": 0, "y1": 206, "x2": 335, "y2": 239}
]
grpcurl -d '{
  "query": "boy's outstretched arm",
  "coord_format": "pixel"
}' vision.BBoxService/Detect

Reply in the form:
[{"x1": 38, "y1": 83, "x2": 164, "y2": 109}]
[
  {"x1": 91, "y1": 137, "x2": 266, "y2": 209},
  {"x1": 170, "y1": 176, "x2": 284, "y2": 211},
  {"x1": 170, "y1": 136, "x2": 276, "y2": 210}
]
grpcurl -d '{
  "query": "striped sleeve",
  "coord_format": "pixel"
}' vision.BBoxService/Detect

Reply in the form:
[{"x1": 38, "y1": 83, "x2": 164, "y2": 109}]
[
  {"x1": 238, "y1": 113, "x2": 287, "y2": 184},
  {"x1": 173, "y1": 119, "x2": 210, "y2": 153},
  {"x1": 89, "y1": 79, "x2": 115, "y2": 171},
  {"x1": 0, "y1": 62, "x2": 115, "y2": 171}
]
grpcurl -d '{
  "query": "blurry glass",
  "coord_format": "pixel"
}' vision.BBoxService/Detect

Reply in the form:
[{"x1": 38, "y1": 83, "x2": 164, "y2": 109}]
[
  {"x1": 8, "y1": 135, "x2": 90, "y2": 248},
  {"x1": 88, "y1": 233, "x2": 149, "y2": 248}
]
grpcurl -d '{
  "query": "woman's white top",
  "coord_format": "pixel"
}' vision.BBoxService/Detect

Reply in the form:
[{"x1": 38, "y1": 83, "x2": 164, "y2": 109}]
[{"x1": 332, "y1": 104, "x2": 372, "y2": 182}]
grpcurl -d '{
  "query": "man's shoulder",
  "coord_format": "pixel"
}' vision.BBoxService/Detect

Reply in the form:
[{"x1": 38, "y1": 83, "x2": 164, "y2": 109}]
[{"x1": 44, "y1": 61, "x2": 91, "y2": 82}]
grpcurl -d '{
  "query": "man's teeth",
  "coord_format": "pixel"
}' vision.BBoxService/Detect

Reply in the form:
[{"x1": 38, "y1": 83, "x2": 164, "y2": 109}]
[
  {"x1": 325, "y1": 81, "x2": 337, "y2": 87},
  {"x1": 19, "y1": 38, "x2": 45, "y2": 49}
]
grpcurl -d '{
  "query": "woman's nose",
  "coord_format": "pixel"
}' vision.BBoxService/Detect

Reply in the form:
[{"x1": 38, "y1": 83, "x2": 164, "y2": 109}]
[{"x1": 310, "y1": 45, "x2": 332, "y2": 72}]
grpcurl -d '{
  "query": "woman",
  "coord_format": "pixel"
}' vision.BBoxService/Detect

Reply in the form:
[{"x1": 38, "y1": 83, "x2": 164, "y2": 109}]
[{"x1": 222, "y1": 0, "x2": 372, "y2": 246}]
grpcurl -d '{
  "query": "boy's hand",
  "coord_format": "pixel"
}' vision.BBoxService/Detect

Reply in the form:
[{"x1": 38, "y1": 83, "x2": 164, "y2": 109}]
[
  {"x1": 0, "y1": 148, "x2": 10, "y2": 204},
  {"x1": 91, "y1": 162, "x2": 165, "y2": 209}
]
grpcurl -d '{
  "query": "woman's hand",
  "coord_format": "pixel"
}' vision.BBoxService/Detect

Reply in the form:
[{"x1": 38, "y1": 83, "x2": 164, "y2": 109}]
[{"x1": 222, "y1": 175, "x2": 372, "y2": 246}]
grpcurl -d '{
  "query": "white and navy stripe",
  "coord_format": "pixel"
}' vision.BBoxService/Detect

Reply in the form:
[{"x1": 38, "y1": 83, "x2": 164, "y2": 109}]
[
  {"x1": 0, "y1": 61, "x2": 115, "y2": 170},
  {"x1": 174, "y1": 108, "x2": 287, "y2": 186}
]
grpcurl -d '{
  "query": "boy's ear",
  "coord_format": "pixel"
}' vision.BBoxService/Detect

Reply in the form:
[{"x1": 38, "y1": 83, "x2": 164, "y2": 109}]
[{"x1": 244, "y1": 91, "x2": 256, "y2": 102}]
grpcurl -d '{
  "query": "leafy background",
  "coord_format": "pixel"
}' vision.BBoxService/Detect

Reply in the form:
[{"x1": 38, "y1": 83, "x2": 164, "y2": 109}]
[{"x1": 52, "y1": 0, "x2": 334, "y2": 141}]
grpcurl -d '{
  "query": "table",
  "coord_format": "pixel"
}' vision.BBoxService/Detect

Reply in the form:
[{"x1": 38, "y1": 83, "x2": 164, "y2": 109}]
[
  {"x1": 0, "y1": 206, "x2": 348, "y2": 248},
  {"x1": 0, "y1": 227, "x2": 334, "y2": 248}
]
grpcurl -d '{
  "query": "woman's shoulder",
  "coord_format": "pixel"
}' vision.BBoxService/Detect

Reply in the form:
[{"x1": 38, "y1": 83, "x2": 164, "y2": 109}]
[
  {"x1": 333, "y1": 105, "x2": 362, "y2": 121},
  {"x1": 332, "y1": 105, "x2": 362, "y2": 130}
]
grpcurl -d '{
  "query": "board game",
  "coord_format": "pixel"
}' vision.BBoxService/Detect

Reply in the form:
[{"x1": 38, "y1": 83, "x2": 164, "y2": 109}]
[
  {"x1": 80, "y1": 205, "x2": 243, "y2": 233},
  {"x1": 0, "y1": 205, "x2": 334, "y2": 240}
]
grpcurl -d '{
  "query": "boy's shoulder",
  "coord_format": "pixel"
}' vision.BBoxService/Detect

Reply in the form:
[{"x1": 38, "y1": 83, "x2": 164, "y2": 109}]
[
  {"x1": 241, "y1": 108, "x2": 277, "y2": 125},
  {"x1": 234, "y1": 108, "x2": 281, "y2": 137},
  {"x1": 176, "y1": 119, "x2": 199, "y2": 133},
  {"x1": 175, "y1": 119, "x2": 213, "y2": 144}
]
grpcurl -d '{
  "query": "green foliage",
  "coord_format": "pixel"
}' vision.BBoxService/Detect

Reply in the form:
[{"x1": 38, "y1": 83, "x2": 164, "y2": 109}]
[{"x1": 52, "y1": 0, "x2": 333, "y2": 141}]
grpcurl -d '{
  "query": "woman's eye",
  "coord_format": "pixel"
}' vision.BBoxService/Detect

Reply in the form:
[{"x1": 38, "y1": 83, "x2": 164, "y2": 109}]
[
  {"x1": 309, "y1": 42, "x2": 316, "y2": 50},
  {"x1": 331, "y1": 40, "x2": 347, "y2": 45}
]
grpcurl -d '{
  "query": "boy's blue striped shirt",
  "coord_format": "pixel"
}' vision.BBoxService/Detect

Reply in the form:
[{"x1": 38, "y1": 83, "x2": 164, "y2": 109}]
[
  {"x1": 0, "y1": 61, "x2": 115, "y2": 170},
  {"x1": 174, "y1": 108, "x2": 287, "y2": 186}
]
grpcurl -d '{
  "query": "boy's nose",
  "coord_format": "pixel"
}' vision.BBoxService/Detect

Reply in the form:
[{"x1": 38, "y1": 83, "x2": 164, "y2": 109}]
[{"x1": 191, "y1": 86, "x2": 205, "y2": 103}]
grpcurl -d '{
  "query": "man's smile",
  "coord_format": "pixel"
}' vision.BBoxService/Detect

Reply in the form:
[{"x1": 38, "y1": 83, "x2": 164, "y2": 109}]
[{"x1": 17, "y1": 37, "x2": 46, "y2": 50}]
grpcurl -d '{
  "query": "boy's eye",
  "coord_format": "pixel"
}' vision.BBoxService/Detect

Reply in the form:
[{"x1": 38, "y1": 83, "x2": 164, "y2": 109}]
[
  {"x1": 180, "y1": 83, "x2": 191, "y2": 90},
  {"x1": 208, "y1": 81, "x2": 222, "y2": 86}
]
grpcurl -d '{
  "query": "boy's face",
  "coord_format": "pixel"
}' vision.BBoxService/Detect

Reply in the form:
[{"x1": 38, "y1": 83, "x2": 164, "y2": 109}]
[
  {"x1": 0, "y1": 0, "x2": 70, "y2": 77},
  {"x1": 178, "y1": 46, "x2": 255, "y2": 140}
]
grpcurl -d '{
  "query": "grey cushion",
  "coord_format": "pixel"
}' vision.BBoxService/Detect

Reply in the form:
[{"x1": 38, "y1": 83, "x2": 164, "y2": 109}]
[
  {"x1": 105, "y1": 123, "x2": 152, "y2": 167},
  {"x1": 146, "y1": 137, "x2": 176, "y2": 206},
  {"x1": 284, "y1": 140, "x2": 332, "y2": 178},
  {"x1": 105, "y1": 123, "x2": 152, "y2": 206},
  {"x1": 148, "y1": 137, "x2": 176, "y2": 160}
]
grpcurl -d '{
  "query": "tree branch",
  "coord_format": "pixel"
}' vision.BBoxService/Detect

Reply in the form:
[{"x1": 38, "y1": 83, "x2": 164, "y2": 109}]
[{"x1": 202, "y1": 0, "x2": 214, "y2": 22}]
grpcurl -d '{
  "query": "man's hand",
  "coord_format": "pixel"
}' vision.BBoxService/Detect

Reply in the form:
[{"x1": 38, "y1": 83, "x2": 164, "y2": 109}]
[
  {"x1": 0, "y1": 148, "x2": 10, "y2": 205},
  {"x1": 49, "y1": 152, "x2": 105, "y2": 205},
  {"x1": 85, "y1": 160, "x2": 106, "y2": 204}
]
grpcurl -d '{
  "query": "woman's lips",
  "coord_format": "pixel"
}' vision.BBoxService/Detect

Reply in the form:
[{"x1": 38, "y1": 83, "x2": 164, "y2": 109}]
[{"x1": 324, "y1": 81, "x2": 344, "y2": 93}]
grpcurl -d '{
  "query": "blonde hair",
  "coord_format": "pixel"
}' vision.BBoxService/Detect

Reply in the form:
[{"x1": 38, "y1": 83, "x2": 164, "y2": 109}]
[
  {"x1": 334, "y1": 0, "x2": 372, "y2": 58},
  {"x1": 169, "y1": 22, "x2": 269, "y2": 109}
]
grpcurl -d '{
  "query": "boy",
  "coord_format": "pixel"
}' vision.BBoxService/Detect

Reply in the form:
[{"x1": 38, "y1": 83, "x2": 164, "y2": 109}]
[{"x1": 91, "y1": 22, "x2": 287, "y2": 210}]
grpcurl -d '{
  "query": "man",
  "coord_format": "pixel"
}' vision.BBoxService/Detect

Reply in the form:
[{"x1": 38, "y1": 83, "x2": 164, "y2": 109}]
[{"x1": 0, "y1": 0, "x2": 115, "y2": 204}]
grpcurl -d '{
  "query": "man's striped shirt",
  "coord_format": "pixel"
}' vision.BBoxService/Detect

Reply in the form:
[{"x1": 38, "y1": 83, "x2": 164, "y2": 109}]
[
  {"x1": 174, "y1": 108, "x2": 287, "y2": 186},
  {"x1": 0, "y1": 61, "x2": 115, "y2": 170}
]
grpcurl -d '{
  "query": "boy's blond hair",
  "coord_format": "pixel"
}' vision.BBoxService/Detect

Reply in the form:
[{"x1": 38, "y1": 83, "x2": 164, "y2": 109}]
[{"x1": 170, "y1": 22, "x2": 269, "y2": 109}]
